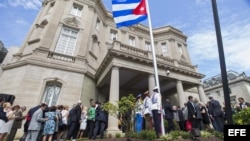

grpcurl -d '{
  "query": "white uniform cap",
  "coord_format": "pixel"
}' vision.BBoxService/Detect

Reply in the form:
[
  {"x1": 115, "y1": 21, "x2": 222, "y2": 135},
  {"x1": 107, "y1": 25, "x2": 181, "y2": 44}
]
[{"x1": 153, "y1": 87, "x2": 158, "y2": 90}]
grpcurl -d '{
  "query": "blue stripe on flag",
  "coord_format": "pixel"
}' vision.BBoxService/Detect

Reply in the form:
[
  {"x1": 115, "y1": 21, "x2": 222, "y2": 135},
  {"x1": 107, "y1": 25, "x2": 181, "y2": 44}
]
[
  {"x1": 113, "y1": 9, "x2": 133, "y2": 17},
  {"x1": 116, "y1": 15, "x2": 147, "y2": 28},
  {"x1": 112, "y1": 0, "x2": 141, "y2": 5}
]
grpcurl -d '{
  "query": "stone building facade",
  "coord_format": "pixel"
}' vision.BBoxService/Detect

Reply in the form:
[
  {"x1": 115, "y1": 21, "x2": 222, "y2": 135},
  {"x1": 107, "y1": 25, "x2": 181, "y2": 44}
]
[
  {"x1": 0, "y1": 0, "x2": 207, "y2": 133},
  {"x1": 203, "y1": 70, "x2": 250, "y2": 108}
]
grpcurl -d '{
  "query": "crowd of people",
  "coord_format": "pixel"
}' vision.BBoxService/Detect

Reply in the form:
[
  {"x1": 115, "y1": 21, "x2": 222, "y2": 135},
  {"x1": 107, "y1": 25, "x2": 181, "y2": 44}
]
[
  {"x1": 0, "y1": 90, "x2": 250, "y2": 141},
  {"x1": 0, "y1": 98, "x2": 108, "y2": 141},
  {"x1": 133, "y1": 89, "x2": 250, "y2": 138}
]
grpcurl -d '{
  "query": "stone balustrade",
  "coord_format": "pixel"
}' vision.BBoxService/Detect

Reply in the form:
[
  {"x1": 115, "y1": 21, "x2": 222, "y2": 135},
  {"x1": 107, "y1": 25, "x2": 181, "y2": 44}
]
[{"x1": 47, "y1": 51, "x2": 75, "y2": 63}]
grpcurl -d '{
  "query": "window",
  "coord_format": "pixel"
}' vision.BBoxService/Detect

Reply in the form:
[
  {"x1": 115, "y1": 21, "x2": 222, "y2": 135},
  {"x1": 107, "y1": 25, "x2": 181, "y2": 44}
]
[
  {"x1": 70, "y1": 3, "x2": 82, "y2": 17},
  {"x1": 129, "y1": 36, "x2": 135, "y2": 46},
  {"x1": 178, "y1": 43, "x2": 183, "y2": 54},
  {"x1": 110, "y1": 29, "x2": 117, "y2": 40},
  {"x1": 161, "y1": 42, "x2": 167, "y2": 53},
  {"x1": 145, "y1": 41, "x2": 151, "y2": 51},
  {"x1": 55, "y1": 26, "x2": 78, "y2": 56},
  {"x1": 96, "y1": 19, "x2": 100, "y2": 30},
  {"x1": 43, "y1": 82, "x2": 61, "y2": 106}
]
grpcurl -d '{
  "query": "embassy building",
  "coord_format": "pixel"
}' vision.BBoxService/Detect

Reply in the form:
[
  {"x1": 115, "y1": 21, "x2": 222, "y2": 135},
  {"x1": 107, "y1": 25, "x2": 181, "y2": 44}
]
[{"x1": 0, "y1": 0, "x2": 207, "y2": 133}]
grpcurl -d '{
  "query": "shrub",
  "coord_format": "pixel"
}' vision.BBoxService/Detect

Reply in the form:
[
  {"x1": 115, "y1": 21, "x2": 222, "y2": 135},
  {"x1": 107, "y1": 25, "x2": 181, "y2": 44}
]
[
  {"x1": 168, "y1": 130, "x2": 182, "y2": 140},
  {"x1": 138, "y1": 130, "x2": 156, "y2": 141},
  {"x1": 201, "y1": 130, "x2": 212, "y2": 138},
  {"x1": 115, "y1": 133, "x2": 121, "y2": 138},
  {"x1": 107, "y1": 133, "x2": 113, "y2": 138},
  {"x1": 160, "y1": 134, "x2": 173, "y2": 141},
  {"x1": 233, "y1": 107, "x2": 250, "y2": 125},
  {"x1": 211, "y1": 130, "x2": 224, "y2": 140},
  {"x1": 127, "y1": 131, "x2": 139, "y2": 139},
  {"x1": 178, "y1": 131, "x2": 190, "y2": 139}
]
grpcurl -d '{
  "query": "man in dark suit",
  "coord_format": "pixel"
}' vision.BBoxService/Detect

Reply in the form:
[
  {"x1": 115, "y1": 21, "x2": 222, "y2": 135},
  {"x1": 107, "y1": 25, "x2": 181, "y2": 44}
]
[
  {"x1": 186, "y1": 96, "x2": 197, "y2": 128},
  {"x1": 208, "y1": 96, "x2": 224, "y2": 132},
  {"x1": 66, "y1": 100, "x2": 82, "y2": 141},
  {"x1": 164, "y1": 99, "x2": 176, "y2": 133},
  {"x1": 92, "y1": 102, "x2": 108, "y2": 139},
  {"x1": 236, "y1": 97, "x2": 250, "y2": 111}
]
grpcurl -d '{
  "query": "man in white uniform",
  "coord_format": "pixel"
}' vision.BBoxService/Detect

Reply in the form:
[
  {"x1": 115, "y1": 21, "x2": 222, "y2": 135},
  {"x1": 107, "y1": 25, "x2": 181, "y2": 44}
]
[{"x1": 151, "y1": 87, "x2": 161, "y2": 138}]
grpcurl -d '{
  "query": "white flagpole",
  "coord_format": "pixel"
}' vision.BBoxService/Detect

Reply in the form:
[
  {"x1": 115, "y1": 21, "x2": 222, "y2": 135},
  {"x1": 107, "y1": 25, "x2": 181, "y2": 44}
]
[{"x1": 145, "y1": 0, "x2": 165, "y2": 136}]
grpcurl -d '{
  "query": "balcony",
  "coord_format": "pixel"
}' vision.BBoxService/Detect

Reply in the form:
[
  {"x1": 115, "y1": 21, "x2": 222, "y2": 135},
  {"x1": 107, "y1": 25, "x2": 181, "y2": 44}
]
[
  {"x1": 47, "y1": 51, "x2": 75, "y2": 63},
  {"x1": 111, "y1": 41, "x2": 196, "y2": 72}
]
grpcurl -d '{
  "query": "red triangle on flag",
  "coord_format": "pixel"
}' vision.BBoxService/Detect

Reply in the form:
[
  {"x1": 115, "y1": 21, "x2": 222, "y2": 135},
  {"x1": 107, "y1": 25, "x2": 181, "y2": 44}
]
[{"x1": 132, "y1": 0, "x2": 147, "y2": 15}]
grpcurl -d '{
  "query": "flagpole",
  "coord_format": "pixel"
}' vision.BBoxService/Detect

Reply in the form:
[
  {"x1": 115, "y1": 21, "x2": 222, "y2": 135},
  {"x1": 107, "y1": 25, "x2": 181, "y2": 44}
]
[
  {"x1": 145, "y1": 0, "x2": 165, "y2": 136},
  {"x1": 211, "y1": 0, "x2": 233, "y2": 124}
]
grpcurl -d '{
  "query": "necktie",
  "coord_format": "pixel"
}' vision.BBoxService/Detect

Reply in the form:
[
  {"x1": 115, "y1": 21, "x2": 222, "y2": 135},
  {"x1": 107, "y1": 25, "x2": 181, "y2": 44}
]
[{"x1": 191, "y1": 102, "x2": 196, "y2": 112}]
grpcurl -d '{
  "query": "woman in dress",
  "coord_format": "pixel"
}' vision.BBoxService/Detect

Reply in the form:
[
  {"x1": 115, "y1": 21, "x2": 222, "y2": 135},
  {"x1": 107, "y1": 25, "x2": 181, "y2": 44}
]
[
  {"x1": 78, "y1": 106, "x2": 88, "y2": 138},
  {"x1": 0, "y1": 102, "x2": 16, "y2": 141},
  {"x1": 56, "y1": 105, "x2": 68, "y2": 141},
  {"x1": 42, "y1": 106, "x2": 57, "y2": 141},
  {"x1": 135, "y1": 94, "x2": 144, "y2": 133},
  {"x1": 199, "y1": 102, "x2": 211, "y2": 130}
]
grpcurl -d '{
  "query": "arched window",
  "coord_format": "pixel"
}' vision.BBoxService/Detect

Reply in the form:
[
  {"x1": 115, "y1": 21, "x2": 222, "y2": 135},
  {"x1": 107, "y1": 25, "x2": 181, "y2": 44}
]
[{"x1": 43, "y1": 82, "x2": 61, "y2": 106}]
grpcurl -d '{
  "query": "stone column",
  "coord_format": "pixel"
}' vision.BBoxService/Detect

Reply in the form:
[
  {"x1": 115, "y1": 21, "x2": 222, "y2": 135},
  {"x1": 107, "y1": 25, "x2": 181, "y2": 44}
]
[
  {"x1": 148, "y1": 74, "x2": 155, "y2": 96},
  {"x1": 106, "y1": 66, "x2": 121, "y2": 134},
  {"x1": 198, "y1": 84, "x2": 207, "y2": 104},
  {"x1": 176, "y1": 80, "x2": 186, "y2": 107}
]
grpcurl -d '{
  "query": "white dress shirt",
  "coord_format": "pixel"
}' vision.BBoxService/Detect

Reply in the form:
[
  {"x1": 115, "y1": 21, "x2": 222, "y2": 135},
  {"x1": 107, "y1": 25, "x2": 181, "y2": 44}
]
[{"x1": 151, "y1": 92, "x2": 161, "y2": 110}]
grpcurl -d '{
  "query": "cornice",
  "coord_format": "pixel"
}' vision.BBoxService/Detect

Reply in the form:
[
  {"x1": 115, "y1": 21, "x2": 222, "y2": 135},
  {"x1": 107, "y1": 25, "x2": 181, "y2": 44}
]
[
  {"x1": 96, "y1": 48, "x2": 205, "y2": 79},
  {"x1": 203, "y1": 77, "x2": 250, "y2": 91},
  {"x1": 1, "y1": 57, "x2": 88, "y2": 74}
]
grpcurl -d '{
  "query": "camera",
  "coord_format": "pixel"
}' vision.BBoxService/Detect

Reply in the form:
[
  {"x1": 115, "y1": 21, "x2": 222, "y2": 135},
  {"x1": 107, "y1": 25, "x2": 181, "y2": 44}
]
[{"x1": 166, "y1": 70, "x2": 170, "y2": 75}]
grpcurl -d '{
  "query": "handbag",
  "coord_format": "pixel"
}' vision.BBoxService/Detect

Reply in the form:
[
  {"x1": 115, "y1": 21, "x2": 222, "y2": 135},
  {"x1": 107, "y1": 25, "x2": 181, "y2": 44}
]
[
  {"x1": 185, "y1": 120, "x2": 192, "y2": 131},
  {"x1": 191, "y1": 128, "x2": 201, "y2": 137},
  {"x1": 58, "y1": 119, "x2": 63, "y2": 126}
]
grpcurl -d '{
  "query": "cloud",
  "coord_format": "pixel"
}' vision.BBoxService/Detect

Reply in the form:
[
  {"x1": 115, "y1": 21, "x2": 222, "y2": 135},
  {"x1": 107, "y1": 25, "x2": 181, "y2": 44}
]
[
  {"x1": 0, "y1": 3, "x2": 6, "y2": 8},
  {"x1": 8, "y1": 0, "x2": 42, "y2": 10},
  {"x1": 188, "y1": 11, "x2": 250, "y2": 78},
  {"x1": 223, "y1": 23, "x2": 250, "y2": 72},
  {"x1": 16, "y1": 18, "x2": 29, "y2": 25},
  {"x1": 188, "y1": 30, "x2": 218, "y2": 61}
]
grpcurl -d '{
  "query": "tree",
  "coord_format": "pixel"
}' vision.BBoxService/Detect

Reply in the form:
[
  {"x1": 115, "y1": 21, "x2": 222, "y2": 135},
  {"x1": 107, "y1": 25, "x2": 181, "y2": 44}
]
[{"x1": 102, "y1": 94, "x2": 136, "y2": 140}]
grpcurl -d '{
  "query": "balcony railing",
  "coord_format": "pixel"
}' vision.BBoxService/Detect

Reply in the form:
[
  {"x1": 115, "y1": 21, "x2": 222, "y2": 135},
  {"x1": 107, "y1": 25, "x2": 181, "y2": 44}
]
[
  {"x1": 119, "y1": 43, "x2": 148, "y2": 58},
  {"x1": 113, "y1": 41, "x2": 195, "y2": 70},
  {"x1": 47, "y1": 51, "x2": 75, "y2": 63},
  {"x1": 155, "y1": 54, "x2": 174, "y2": 65},
  {"x1": 178, "y1": 61, "x2": 196, "y2": 70}
]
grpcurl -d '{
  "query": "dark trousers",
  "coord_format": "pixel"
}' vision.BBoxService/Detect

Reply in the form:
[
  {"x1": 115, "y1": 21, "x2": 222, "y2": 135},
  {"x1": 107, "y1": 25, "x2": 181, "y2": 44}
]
[
  {"x1": 87, "y1": 120, "x2": 95, "y2": 139},
  {"x1": 178, "y1": 121, "x2": 186, "y2": 131},
  {"x1": 6, "y1": 128, "x2": 18, "y2": 141},
  {"x1": 67, "y1": 122, "x2": 79, "y2": 140},
  {"x1": 190, "y1": 118, "x2": 198, "y2": 129},
  {"x1": 213, "y1": 116, "x2": 224, "y2": 132},
  {"x1": 93, "y1": 120, "x2": 106, "y2": 139},
  {"x1": 152, "y1": 110, "x2": 161, "y2": 136},
  {"x1": 165, "y1": 119, "x2": 174, "y2": 133},
  {"x1": 23, "y1": 121, "x2": 30, "y2": 133}
]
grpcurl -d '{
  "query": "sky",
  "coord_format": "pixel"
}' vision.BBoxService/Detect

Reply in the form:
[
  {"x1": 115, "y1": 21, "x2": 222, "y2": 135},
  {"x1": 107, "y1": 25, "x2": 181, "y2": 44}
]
[{"x1": 0, "y1": 0, "x2": 250, "y2": 80}]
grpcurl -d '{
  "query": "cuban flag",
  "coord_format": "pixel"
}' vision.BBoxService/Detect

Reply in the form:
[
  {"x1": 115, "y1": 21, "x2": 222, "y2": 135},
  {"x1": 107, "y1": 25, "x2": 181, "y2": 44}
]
[{"x1": 112, "y1": 0, "x2": 148, "y2": 28}]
